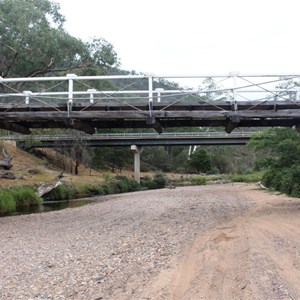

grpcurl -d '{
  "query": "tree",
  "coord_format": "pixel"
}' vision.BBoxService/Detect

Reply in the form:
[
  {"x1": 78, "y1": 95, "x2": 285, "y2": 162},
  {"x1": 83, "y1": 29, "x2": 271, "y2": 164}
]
[
  {"x1": 248, "y1": 128, "x2": 300, "y2": 196},
  {"x1": 92, "y1": 147, "x2": 132, "y2": 173},
  {"x1": 188, "y1": 148, "x2": 212, "y2": 174},
  {"x1": 0, "y1": 0, "x2": 119, "y2": 81},
  {"x1": 200, "y1": 77, "x2": 222, "y2": 100}
]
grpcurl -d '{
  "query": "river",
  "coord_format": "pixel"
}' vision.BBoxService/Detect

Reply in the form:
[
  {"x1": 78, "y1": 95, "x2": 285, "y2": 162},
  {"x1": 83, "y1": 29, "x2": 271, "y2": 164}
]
[{"x1": 0, "y1": 198, "x2": 95, "y2": 217}]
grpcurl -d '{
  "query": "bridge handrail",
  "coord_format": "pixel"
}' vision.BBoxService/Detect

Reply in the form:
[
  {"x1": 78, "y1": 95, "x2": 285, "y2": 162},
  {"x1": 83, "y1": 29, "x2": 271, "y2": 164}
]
[{"x1": 0, "y1": 130, "x2": 261, "y2": 141}]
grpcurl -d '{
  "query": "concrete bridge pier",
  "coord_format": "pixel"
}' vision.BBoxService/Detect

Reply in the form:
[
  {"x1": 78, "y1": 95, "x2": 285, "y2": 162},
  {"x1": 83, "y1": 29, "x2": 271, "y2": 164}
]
[{"x1": 131, "y1": 145, "x2": 143, "y2": 183}]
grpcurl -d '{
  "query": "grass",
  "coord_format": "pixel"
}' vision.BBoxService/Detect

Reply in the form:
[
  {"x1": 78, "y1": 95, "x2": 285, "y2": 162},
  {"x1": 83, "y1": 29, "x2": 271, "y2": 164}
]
[
  {"x1": 44, "y1": 174, "x2": 168, "y2": 201},
  {"x1": 190, "y1": 176, "x2": 207, "y2": 185},
  {"x1": 0, "y1": 186, "x2": 42, "y2": 214},
  {"x1": 228, "y1": 172, "x2": 264, "y2": 183}
]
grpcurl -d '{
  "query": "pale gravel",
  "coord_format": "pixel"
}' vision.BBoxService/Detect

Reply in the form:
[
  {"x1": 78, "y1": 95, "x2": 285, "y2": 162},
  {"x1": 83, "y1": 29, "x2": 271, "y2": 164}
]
[{"x1": 0, "y1": 183, "x2": 251, "y2": 300}]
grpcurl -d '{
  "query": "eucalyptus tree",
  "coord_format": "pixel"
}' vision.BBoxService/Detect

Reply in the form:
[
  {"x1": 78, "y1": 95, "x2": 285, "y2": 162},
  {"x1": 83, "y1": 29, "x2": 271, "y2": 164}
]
[
  {"x1": 0, "y1": 0, "x2": 119, "y2": 79},
  {"x1": 0, "y1": 0, "x2": 122, "y2": 171}
]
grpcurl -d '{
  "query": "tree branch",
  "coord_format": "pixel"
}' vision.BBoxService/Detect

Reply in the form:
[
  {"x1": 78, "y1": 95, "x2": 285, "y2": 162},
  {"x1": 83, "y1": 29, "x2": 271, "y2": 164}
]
[
  {"x1": 0, "y1": 43, "x2": 19, "y2": 77},
  {"x1": 25, "y1": 62, "x2": 91, "y2": 78}
]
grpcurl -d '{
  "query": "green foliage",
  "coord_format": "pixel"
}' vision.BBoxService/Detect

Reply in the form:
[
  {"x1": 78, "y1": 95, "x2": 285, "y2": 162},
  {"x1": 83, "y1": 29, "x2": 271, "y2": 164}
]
[
  {"x1": 45, "y1": 176, "x2": 142, "y2": 201},
  {"x1": 249, "y1": 128, "x2": 300, "y2": 196},
  {"x1": 152, "y1": 173, "x2": 168, "y2": 188},
  {"x1": 190, "y1": 176, "x2": 207, "y2": 185},
  {"x1": 115, "y1": 175, "x2": 140, "y2": 191},
  {"x1": 0, "y1": 186, "x2": 42, "y2": 213},
  {"x1": 10, "y1": 186, "x2": 42, "y2": 207},
  {"x1": 141, "y1": 173, "x2": 168, "y2": 189},
  {"x1": 0, "y1": 0, "x2": 119, "y2": 79},
  {"x1": 189, "y1": 148, "x2": 212, "y2": 174},
  {"x1": 45, "y1": 185, "x2": 76, "y2": 201},
  {"x1": 262, "y1": 166, "x2": 300, "y2": 197},
  {"x1": 141, "y1": 147, "x2": 171, "y2": 172},
  {"x1": 229, "y1": 172, "x2": 264, "y2": 183},
  {"x1": 92, "y1": 147, "x2": 132, "y2": 172},
  {"x1": 0, "y1": 189, "x2": 15, "y2": 213}
]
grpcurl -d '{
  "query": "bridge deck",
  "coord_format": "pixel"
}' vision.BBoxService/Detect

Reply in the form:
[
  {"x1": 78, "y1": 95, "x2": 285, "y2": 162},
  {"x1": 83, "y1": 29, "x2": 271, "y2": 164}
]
[{"x1": 0, "y1": 101, "x2": 299, "y2": 135}]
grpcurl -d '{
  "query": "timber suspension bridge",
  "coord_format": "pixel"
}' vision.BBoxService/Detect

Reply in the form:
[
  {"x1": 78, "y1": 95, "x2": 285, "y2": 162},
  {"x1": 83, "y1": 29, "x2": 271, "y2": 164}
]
[
  {"x1": 1, "y1": 72, "x2": 300, "y2": 135},
  {"x1": 1, "y1": 72, "x2": 300, "y2": 181}
]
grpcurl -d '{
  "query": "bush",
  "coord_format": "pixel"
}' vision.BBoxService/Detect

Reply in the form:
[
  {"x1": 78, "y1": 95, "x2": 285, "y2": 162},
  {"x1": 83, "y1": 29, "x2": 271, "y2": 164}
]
[
  {"x1": 262, "y1": 166, "x2": 300, "y2": 197},
  {"x1": 44, "y1": 175, "x2": 143, "y2": 202},
  {"x1": 154, "y1": 173, "x2": 168, "y2": 187},
  {"x1": 45, "y1": 185, "x2": 76, "y2": 201},
  {"x1": 141, "y1": 173, "x2": 168, "y2": 190}
]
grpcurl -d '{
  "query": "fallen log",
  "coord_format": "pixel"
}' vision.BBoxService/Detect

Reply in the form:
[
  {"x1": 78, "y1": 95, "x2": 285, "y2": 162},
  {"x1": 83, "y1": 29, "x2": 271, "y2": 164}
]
[
  {"x1": 37, "y1": 180, "x2": 62, "y2": 197},
  {"x1": 37, "y1": 172, "x2": 64, "y2": 197}
]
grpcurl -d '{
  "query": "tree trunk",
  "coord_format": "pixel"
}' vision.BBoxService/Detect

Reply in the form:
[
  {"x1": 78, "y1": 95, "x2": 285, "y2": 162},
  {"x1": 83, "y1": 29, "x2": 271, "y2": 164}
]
[{"x1": 75, "y1": 160, "x2": 79, "y2": 175}]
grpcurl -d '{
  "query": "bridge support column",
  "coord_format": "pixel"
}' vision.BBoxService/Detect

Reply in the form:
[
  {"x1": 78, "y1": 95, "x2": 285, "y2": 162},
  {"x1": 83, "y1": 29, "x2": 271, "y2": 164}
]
[{"x1": 131, "y1": 145, "x2": 143, "y2": 183}]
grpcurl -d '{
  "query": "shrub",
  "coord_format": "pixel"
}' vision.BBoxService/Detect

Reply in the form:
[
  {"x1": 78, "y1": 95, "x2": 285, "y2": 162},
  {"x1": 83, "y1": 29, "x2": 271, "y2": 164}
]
[
  {"x1": 45, "y1": 185, "x2": 76, "y2": 201},
  {"x1": 141, "y1": 173, "x2": 168, "y2": 190},
  {"x1": 107, "y1": 181, "x2": 121, "y2": 194},
  {"x1": 153, "y1": 173, "x2": 168, "y2": 188},
  {"x1": 262, "y1": 166, "x2": 300, "y2": 197}
]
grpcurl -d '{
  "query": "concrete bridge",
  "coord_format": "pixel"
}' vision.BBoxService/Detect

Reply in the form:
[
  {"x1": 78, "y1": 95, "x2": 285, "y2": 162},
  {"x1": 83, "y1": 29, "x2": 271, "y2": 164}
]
[
  {"x1": 5, "y1": 130, "x2": 258, "y2": 183},
  {"x1": 1, "y1": 73, "x2": 300, "y2": 135},
  {"x1": 11, "y1": 131, "x2": 254, "y2": 149}
]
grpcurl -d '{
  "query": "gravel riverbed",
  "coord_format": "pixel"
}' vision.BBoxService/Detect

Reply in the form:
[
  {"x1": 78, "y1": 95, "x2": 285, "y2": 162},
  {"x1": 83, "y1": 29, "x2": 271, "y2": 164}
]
[{"x1": 0, "y1": 184, "x2": 251, "y2": 299}]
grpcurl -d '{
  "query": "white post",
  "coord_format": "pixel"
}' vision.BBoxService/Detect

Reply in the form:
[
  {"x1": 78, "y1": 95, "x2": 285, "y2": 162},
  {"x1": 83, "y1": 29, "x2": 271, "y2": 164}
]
[
  {"x1": 296, "y1": 88, "x2": 300, "y2": 102},
  {"x1": 23, "y1": 90, "x2": 32, "y2": 104},
  {"x1": 230, "y1": 71, "x2": 239, "y2": 111},
  {"x1": 148, "y1": 75, "x2": 153, "y2": 115},
  {"x1": 67, "y1": 74, "x2": 76, "y2": 117},
  {"x1": 155, "y1": 88, "x2": 164, "y2": 103},
  {"x1": 87, "y1": 88, "x2": 97, "y2": 103}
]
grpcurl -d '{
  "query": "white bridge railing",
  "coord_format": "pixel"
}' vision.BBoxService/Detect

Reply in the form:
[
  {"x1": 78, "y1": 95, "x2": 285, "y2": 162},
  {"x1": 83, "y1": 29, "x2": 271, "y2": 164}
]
[
  {"x1": 1, "y1": 73, "x2": 300, "y2": 115},
  {"x1": 0, "y1": 130, "x2": 260, "y2": 141}
]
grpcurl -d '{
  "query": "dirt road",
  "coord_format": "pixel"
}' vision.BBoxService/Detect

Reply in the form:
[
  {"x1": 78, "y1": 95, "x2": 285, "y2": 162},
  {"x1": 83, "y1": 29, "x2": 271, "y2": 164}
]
[
  {"x1": 138, "y1": 185, "x2": 300, "y2": 300},
  {"x1": 1, "y1": 183, "x2": 300, "y2": 299}
]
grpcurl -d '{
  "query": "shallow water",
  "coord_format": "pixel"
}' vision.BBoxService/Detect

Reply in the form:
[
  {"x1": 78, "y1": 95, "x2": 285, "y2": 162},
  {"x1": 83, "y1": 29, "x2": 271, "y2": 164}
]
[{"x1": 0, "y1": 198, "x2": 96, "y2": 217}]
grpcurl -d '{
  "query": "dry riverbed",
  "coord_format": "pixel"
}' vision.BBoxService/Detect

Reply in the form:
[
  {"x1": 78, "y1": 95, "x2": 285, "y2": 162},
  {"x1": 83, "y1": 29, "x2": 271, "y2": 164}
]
[{"x1": 1, "y1": 183, "x2": 300, "y2": 299}]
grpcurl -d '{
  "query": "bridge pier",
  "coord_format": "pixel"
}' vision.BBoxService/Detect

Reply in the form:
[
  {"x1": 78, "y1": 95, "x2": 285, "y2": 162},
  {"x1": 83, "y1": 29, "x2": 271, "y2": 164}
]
[{"x1": 131, "y1": 145, "x2": 143, "y2": 183}]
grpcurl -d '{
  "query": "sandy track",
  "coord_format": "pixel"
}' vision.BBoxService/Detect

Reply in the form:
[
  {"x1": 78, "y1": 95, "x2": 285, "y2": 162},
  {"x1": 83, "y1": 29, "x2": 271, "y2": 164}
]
[
  {"x1": 1, "y1": 183, "x2": 300, "y2": 299},
  {"x1": 139, "y1": 186, "x2": 300, "y2": 300}
]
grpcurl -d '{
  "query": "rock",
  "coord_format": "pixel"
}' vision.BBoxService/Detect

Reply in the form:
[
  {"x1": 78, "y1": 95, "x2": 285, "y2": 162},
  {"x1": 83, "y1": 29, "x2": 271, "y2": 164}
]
[
  {"x1": 37, "y1": 180, "x2": 62, "y2": 197},
  {"x1": 28, "y1": 169, "x2": 40, "y2": 175},
  {"x1": 0, "y1": 148, "x2": 13, "y2": 170},
  {"x1": 166, "y1": 185, "x2": 176, "y2": 189},
  {"x1": 0, "y1": 171, "x2": 16, "y2": 179}
]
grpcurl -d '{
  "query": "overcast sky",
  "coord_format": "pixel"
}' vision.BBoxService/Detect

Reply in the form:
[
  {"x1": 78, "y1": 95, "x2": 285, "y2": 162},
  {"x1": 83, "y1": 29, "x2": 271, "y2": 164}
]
[{"x1": 56, "y1": 0, "x2": 300, "y2": 81}]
